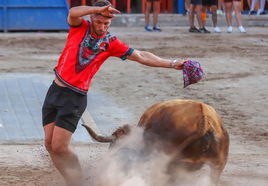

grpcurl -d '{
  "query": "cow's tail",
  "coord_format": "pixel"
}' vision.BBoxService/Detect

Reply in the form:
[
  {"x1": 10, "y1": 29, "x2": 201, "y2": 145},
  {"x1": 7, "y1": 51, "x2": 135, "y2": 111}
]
[{"x1": 176, "y1": 102, "x2": 211, "y2": 154}]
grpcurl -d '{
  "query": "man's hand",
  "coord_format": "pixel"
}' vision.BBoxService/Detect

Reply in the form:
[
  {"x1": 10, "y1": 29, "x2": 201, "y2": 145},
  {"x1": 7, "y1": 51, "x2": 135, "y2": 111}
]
[
  {"x1": 173, "y1": 59, "x2": 188, "y2": 70},
  {"x1": 98, "y1": 5, "x2": 121, "y2": 18}
]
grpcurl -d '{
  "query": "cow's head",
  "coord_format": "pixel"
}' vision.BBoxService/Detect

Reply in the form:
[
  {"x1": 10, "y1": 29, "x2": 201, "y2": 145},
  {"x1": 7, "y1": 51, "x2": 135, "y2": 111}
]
[{"x1": 82, "y1": 124, "x2": 132, "y2": 148}]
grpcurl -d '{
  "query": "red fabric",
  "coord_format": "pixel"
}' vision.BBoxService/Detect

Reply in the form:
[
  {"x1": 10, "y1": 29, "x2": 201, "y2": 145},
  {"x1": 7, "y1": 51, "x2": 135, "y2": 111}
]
[{"x1": 54, "y1": 18, "x2": 133, "y2": 95}]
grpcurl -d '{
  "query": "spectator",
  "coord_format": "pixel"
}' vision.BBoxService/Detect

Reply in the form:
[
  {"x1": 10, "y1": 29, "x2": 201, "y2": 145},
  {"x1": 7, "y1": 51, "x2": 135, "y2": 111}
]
[
  {"x1": 184, "y1": 0, "x2": 191, "y2": 15},
  {"x1": 224, "y1": 0, "x2": 246, "y2": 33},
  {"x1": 144, "y1": 0, "x2": 162, "y2": 32},
  {"x1": 249, "y1": 0, "x2": 266, "y2": 15},
  {"x1": 247, "y1": 0, "x2": 252, "y2": 12},
  {"x1": 217, "y1": 0, "x2": 226, "y2": 15},
  {"x1": 189, "y1": 0, "x2": 204, "y2": 33},
  {"x1": 202, "y1": 0, "x2": 221, "y2": 33}
]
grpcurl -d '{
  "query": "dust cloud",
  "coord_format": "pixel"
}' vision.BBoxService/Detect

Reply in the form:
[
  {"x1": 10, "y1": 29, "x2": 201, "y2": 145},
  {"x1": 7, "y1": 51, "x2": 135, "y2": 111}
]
[{"x1": 92, "y1": 127, "x2": 214, "y2": 186}]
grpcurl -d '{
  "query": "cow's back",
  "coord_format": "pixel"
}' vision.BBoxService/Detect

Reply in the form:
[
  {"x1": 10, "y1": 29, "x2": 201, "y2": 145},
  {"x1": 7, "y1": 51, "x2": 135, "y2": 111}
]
[{"x1": 137, "y1": 99, "x2": 228, "y2": 154}]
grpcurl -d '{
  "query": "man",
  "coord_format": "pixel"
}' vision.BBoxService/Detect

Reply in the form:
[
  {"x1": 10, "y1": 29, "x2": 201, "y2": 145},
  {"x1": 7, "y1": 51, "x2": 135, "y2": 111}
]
[
  {"x1": 189, "y1": 0, "x2": 204, "y2": 33},
  {"x1": 201, "y1": 0, "x2": 221, "y2": 33},
  {"x1": 144, "y1": 0, "x2": 162, "y2": 32},
  {"x1": 42, "y1": 1, "x2": 187, "y2": 185},
  {"x1": 249, "y1": 0, "x2": 266, "y2": 15}
]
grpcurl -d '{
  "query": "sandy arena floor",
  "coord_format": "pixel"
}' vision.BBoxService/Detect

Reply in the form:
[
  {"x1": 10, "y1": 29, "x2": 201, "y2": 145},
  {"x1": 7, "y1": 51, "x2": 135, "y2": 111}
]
[{"x1": 0, "y1": 26, "x2": 267, "y2": 186}]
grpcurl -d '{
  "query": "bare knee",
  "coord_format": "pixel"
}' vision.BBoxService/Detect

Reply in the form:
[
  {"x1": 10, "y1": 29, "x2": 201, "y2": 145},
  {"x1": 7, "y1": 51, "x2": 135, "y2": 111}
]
[
  {"x1": 146, "y1": 2, "x2": 152, "y2": 12},
  {"x1": 45, "y1": 138, "x2": 69, "y2": 155},
  {"x1": 153, "y1": 2, "x2": 159, "y2": 10},
  {"x1": 51, "y1": 142, "x2": 69, "y2": 156},
  {"x1": 44, "y1": 139, "x2": 53, "y2": 152}
]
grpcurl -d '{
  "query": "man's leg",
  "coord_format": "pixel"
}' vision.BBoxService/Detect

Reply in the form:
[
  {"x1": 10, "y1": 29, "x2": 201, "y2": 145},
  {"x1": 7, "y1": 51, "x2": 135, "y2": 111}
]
[
  {"x1": 189, "y1": 4, "x2": 196, "y2": 28},
  {"x1": 260, "y1": 0, "x2": 266, "y2": 12},
  {"x1": 233, "y1": 0, "x2": 246, "y2": 32},
  {"x1": 152, "y1": 1, "x2": 161, "y2": 31},
  {"x1": 201, "y1": 6, "x2": 207, "y2": 28},
  {"x1": 145, "y1": 1, "x2": 152, "y2": 26},
  {"x1": 211, "y1": 5, "x2": 218, "y2": 27},
  {"x1": 218, "y1": 0, "x2": 222, "y2": 11},
  {"x1": 247, "y1": 0, "x2": 252, "y2": 9},
  {"x1": 44, "y1": 123, "x2": 84, "y2": 186},
  {"x1": 250, "y1": 0, "x2": 257, "y2": 11},
  {"x1": 196, "y1": 5, "x2": 204, "y2": 29},
  {"x1": 224, "y1": 2, "x2": 233, "y2": 27},
  {"x1": 233, "y1": 1, "x2": 242, "y2": 27},
  {"x1": 185, "y1": 0, "x2": 191, "y2": 13},
  {"x1": 153, "y1": 1, "x2": 160, "y2": 26}
]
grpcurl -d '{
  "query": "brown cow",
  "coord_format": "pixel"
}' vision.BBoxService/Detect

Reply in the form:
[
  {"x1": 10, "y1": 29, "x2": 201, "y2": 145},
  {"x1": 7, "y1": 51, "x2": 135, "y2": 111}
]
[{"x1": 82, "y1": 99, "x2": 229, "y2": 185}]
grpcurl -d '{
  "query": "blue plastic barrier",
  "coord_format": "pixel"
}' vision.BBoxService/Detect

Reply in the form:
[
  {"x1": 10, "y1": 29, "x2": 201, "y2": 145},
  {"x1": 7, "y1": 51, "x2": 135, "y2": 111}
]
[
  {"x1": 0, "y1": 0, "x2": 70, "y2": 32},
  {"x1": 178, "y1": 0, "x2": 184, "y2": 14}
]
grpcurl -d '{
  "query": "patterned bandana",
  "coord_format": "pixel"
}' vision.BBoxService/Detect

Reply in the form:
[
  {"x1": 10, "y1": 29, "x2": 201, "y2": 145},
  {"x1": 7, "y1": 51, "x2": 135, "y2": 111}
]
[{"x1": 183, "y1": 59, "x2": 203, "y2": 88}]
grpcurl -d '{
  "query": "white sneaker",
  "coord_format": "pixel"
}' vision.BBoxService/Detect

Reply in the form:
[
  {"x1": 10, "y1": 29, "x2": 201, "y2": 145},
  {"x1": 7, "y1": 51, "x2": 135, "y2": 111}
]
[
  {"x1": 217, "y1": 10, "x2": 223, "y2": 15},
  {"x1": 238, "y1": 26, "x2": 246, "y2": 33},
  {"x1": 257, "y1": 9, "x2": 261, "y2": 15},
  {"x1": 227, "y1": 26, "x2": 233, "y2": 33},
  {"x1": 213, "y1": 26, "x2": 221, "y2": 33}
]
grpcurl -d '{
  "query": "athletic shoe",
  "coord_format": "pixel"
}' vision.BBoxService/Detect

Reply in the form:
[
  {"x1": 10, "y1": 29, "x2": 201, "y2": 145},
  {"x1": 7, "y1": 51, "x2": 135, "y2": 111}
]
[
  {"x1": 144, "y1": 26, "x2": 152, "y2": 32},
  {"x1": 217, "y1": 10, "x2": 223, "y2": 15},
  {"x1": 213, "y1": 26, "x2": 221, "y2": 33},
  {"x1": 260, "y1": 11, "x2": 266, "y2": 15},
  {"x1": 183, "y1": 10, "x2": 189, "y2": 16},
  {"x1": 227, "y1": 26, "x2": 233, "y2": 33},
  {"x1": 189, "y1": 27, "x2": 202, "y2": 33},
  {"x1": 199, "y1": 27, "x2": 211, "y2": 33},
  {"x1": 257, "y1": 9, "x2": 261, "y2": 15},
  {"x1": 153, "y1": 26, "x2": 162, "y2": 32},
  {"x1": 248, "y1": 10, "x2": 255, "y2": 15},
  {"x1": 238, "y1": 26, "x2": 246, "y2": 33}
]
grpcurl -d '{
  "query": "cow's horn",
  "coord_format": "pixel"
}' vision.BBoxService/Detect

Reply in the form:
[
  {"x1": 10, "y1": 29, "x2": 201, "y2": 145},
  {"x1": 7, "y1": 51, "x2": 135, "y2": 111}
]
[{"x1": 82, "y1": 124, "x2": 114, "y2": 143}]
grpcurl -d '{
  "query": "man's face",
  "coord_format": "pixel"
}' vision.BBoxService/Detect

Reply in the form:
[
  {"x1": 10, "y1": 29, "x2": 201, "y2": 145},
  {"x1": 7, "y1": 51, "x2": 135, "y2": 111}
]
[{"x1": 90, "y1": 15, "x2": 112, "y2": 37}]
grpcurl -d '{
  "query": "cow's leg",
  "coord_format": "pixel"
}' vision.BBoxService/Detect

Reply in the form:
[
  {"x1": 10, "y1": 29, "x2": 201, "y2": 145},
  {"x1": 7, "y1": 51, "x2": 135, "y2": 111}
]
[
  {"x1": 209, "y1": 161, "x2": 226, "y2": 185},
  {"x1": 209, "y1": 142, "x2": 229, "y2": 185}
]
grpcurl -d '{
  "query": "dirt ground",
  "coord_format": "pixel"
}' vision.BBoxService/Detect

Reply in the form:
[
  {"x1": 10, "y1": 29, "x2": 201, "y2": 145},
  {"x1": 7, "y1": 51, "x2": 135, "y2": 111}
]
[{"x1": 0, "y1": 26, "x2": 268, "y2": 186}]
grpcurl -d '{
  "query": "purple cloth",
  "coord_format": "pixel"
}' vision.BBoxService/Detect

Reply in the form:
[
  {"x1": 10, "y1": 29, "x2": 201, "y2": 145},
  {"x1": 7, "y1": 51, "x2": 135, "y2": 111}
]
[{"x1": 183, "y1": 59, "x2": 203, "y2": 88}]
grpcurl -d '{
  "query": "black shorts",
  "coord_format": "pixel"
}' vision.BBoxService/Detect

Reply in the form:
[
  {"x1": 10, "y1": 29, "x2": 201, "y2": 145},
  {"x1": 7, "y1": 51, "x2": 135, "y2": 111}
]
[
  {"x1": 190, "y1": 0, "x2": 202, "y2": 5},
  {"x1": 42, "y1": 81, "x2": 87, "y2": 133},
  {"x1": 202, "y1": 0, "x2": 218, "y2": 6}
]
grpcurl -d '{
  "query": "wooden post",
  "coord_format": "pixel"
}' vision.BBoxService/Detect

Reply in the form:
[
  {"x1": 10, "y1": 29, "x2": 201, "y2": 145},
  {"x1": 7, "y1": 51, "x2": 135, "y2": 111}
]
[
  {"x1": 168, "y1": 0, "x2": 172, "y2": 13},
  {"x1": 111, "y1": 0, "x2": 116, "y2": 8},
  {"x1": 162, "y1": 0, "x2": 166, "y2": 11},
  {"x1": 142, "y1": 0, "x2": 146, "y2": 13},
  {"x1": 127, "y1": 0, "x2": 131, "y2": 13}
]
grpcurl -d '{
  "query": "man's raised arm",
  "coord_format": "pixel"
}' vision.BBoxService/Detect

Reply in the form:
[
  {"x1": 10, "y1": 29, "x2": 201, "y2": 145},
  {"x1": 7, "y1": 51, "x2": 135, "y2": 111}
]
[{"x1": 67, "y1": 5, "x2": 120, "y2": 26}]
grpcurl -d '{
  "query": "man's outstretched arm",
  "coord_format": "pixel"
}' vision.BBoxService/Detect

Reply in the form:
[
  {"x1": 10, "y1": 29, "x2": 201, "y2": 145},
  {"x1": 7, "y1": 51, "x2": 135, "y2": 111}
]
[
  {"x1": 127, "y1": 50, "x2": 187, "y2": 70},
  {"x1": 67, "y1": 5, "x2": 120, "y2": 26}
]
